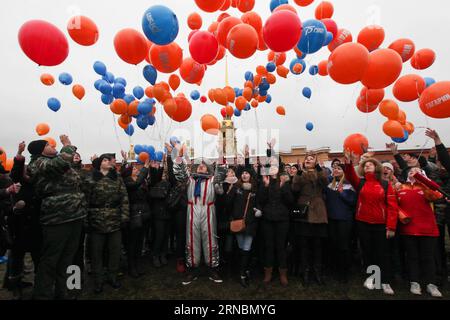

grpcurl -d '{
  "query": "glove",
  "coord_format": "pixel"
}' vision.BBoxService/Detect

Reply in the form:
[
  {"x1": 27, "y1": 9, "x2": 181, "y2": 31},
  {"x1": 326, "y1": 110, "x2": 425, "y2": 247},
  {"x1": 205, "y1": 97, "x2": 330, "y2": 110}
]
[
  {"x1": 214, "y1": 183, "x2": 224, "y2": 195},
  {"x1": 253, "y1": 208, "x2": 262, "y2": 218},
  {"x1": 6, "y1": 183, "x2": 20, "y2": 195}
]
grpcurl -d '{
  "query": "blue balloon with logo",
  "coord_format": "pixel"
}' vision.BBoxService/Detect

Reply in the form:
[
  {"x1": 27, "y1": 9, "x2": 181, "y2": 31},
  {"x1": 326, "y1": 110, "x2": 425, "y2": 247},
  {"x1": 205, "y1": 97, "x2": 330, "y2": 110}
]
[
  {"x1": 424, "y1": 77, "x2": 436, "y2": 88},
  {"x1": 290, "y1": 58, "x2": 306, "y2": 75},
  {"x1": 306, "y1": 122, "x2": 314, "y2": 131},
  {"x1": 133, "y1": 86, "x2": 145, "y2": 100},
  {"x1": 302, "y1": 87, "x2": 312, "y2": 99},
  {"x1": 245, "y1": 71, "x2": 254, "y2": 81},
  {"x1": 93, "y1": 61, "x2": 107, "y2": 76},
  {"x1": 59, "y1": 73, "x2": 73, "y2": 85},
  {"x1": 297, "y1": 20, "x2": 327, "y2": 54},
  {"x1": 143, "y1": 65, "x2": 157, "y2": 85},
  {"x1": 190, "y1": 90, "x2": 200, "y2": 100},
  {"x1": 113, "y1": 84, "x2": 126, "y2": 99},
  {"x1": 270, "y1": 0, "x2": 288, "y2": 12},
  {"x1": 47, "y1": 98, "x2": 61, "y2": 112},
  {"x1": 324, "y1": 32, "x2": 334, "y2": 46},
  {"x1": 124, "y1": 124, "x2": 135, "y2": 137},
  {"x1": 309, "y1": 65, "x2": 319, "y2": 76},
  {"x1": 392, "y1": 130, "x2": 409, "y2": 143},
  {"x1": 142, "y1": 5, "x2": 179, "y2": 45},
  {"x1": 101, "y1": 94, "x2": 114, "y2": 105},
  {"x1": 114, "y1": 77, "x2": 127, "y2": 87}
]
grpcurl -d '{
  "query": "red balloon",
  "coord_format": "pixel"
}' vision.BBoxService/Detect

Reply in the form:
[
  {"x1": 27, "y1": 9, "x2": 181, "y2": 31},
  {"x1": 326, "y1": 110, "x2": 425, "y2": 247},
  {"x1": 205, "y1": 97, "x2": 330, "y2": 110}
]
[
  {"x1": 150, "y1": 43, "x2": 183, "y2": 73},
  {"x1": 315, "y1": 1, "x2": 334, "y2": 19},
  {"x1": 237, "y1": 0, "x2": 255, "y2": 13},
  {"x1": 263, "y1": 11, "x2": 302, "y2": 53},
  {"x1": 227, "y1": 24, "x2": 258, "y2": 59},
  {"x1": 179, "y1": 57, "x2": 205, "y2": 84},
  {"x1": 393, "y1": 74, "x2": 426, "y2": 102},
  {"x1": 327, "y1": 43, "x2": 369, "y2": 85},
  {"x1": 241, "y1": 11, "x2": 263, "y2": 33},
  {"x1": 18, "y1": 20, "x2": 69, "y2": 66},
  {"x1": 220, "y1": 108, "x2": 227, "y2": 118},
  {"x1": 187, "y1": 12, "x2": 203, "y2": 30},
  {"x1": 328, "y1": 28, "x2": 352, "y2": 52},
  {"x1": 359, "y1": 87, "x2": 385, "y2": 109},
  {"x1": 357, "y1": 25, "x2": 385, "y2": 52},
  {"x1": 321, "y1": 18, "x2": 338, "y2": 39},
  {"x1": 294, "y1": 0, "x2": 315, "y2": 6},
  {"x1": 388, "y1": 39, "x2": 415, "y2": 63},
  {"x1": 411, "y1": 48, "x2": 436, "y2": 70},
  {"x1": 217, "y1": 17, "x2": 242, "y2": 47},
  {"x1": 419, "y1": 81, "x2": 450, "y2": 119},
  {"x1": 195, "y1": 0, "x2": 226, "y2": 12},
  {"x1": 145, "y1": 40, "x2": 153, "y2": 64},
  {"x1": 318, "y1": 60, "x2": 328, "y2": 76},
  {"x1": 67, "y1": 16, "x2": 99, "y2": 46},
  {"x1": 200, "y1": 96, "x2": 207, "y2": 103},
  {"x1": 171, "y1": 96, "x2": 193, "y2": 122},
  {"x1": 218, "y1": 13, "x2": 231, "y2": 22},
  {"x1": 114, "y1": 28, "x2": 148, "y2": 65},
  {"x1": 220, "y1": 0, "x2": 231, "y2": 11},
  {"x1": 361, "y1": 49, "x2": 403, "y2": 89},
  {"x1": 356, "y1": 96, "x2": 378, "y2": 113},
  {"x1": 343, "y1": 133, "x2": 369, "y2": 156},
  {"x1": 189, "y1": 31, "x2": 219, "y2": 64},
  {"x1": 201, "y1": 114, "x2": 220, "y2": 135}
]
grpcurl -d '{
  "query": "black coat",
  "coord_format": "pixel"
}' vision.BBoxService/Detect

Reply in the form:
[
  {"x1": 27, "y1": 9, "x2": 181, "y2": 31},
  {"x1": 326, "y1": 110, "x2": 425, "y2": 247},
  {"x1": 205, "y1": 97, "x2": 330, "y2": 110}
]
[
  {"x1": 123, "y1": 167, "x2": 151, "y2": 222},
  {"x1": 258, "y1": 179, "x2": 294, "y2": 222},
  {"x1": 226, "y1": 185, "x2": 259, "y2": 237},
  {"x1": 149, "y1": 167, "x2": 171, "y2": 220}
]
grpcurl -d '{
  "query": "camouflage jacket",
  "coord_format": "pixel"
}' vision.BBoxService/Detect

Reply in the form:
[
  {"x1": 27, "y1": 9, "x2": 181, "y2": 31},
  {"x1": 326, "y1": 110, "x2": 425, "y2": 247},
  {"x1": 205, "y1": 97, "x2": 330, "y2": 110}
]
[
  {"x1": 29, "y1": 146, "x2": 87, "y2": 226},
  {"x1": 84, "y1": 168, "x2": 130, "y2": 234}
]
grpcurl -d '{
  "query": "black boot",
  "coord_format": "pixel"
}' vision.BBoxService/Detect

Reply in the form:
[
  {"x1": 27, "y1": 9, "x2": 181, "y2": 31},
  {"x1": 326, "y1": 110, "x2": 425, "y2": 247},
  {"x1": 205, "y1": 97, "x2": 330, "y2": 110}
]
[
  {"x1": 314, "y1": 266, "x2": 325, "y2": 286},
  {"x1": 239, "y1": 250, "x2": 251, "y2": 288},
  {"x1": 302, "y1": 268, "x2": 311, "y2": 287}
]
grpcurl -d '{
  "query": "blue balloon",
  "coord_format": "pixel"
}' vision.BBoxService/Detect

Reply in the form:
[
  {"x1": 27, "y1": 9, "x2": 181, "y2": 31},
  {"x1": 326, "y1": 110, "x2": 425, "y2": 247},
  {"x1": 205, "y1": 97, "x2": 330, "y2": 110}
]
[
  {"x1": 234, "y1": 87, "x2": 240, "y2": 96},
  {"x1": 324, "y1": 32, "x2": 334, "y2": 46},
  {"x1": 147, "y1": 115, "x2": 156, "y2": 126},
  {"x1": 190, "y1": 90, "x2": 200, "y2": 101},
  {"x1": 58, "y1": 73, "x2": 73, "y2": 85},
  {"x1": 234, "y1": 109, "x2": 241, "y2": 117},
  {"x1": 94, "y1": 79, "x2": 107, "y2": 91},
  {"x1": 297, "y1": 19, "x2": 327, "y2": 54},
  {"x1": 289, "y1": 58, "x2": 306, "y2": 75},
  {"x1": 392, "y1": 130, "x2": 409, "y2": 143},
  {"x1": 113, "y1": 84, "x2": 126, "y2": 99},
  {"x1": 47, "y1": 98, "x2": 61, "y2": 112},
  {"x1": 134, "y1": 145, "x2": 145, "y2": 154},
  {"x1": 154, "y1": 151, "x2": 164, "y2": 162},
  {"x1": 424, "y1": 77, "x2": 436, "y2": 88},
  {"x1": 143, "y1": 65, "x2": 158, "y2": 85},
  {"x1": 306, "y1": 122, "x2": 314, "y2": 131},
  {"x1": 136, "y1": 115, "x2": 149, "y2": 130},
  {"x1": 114, "y1": 77, "x2": 127, "y2": 87},
  {"x1": 133, "y1": 86, "x2": 145, "y2": 100},
  {"x1": 309, "y1": 65, "x2": 319, "y2": 76},
  {"x1": 138, "y1": 101, "x2": 152, "y2": 115},
  {"x1": 125, "y1": 125, "x2": 135, "y2": 137},
  {"x1": 93, "y1": 61, "x2": 107, "y2": 76},
  {"x1": 145, "y1": 145, "x2": 156, "y2": 156},
  {"x1": 266, "y1": 62, "x2": 276, "y2": 73},
  {"x1": 103, "y1": 72, "x2": 115, "y2": 84},
  {"x1": 142, "y1": 5, "x2": 179, "y2": 45},
  {"x1": 259, "y1": 90, "x2": 268, "y2": 97},
  {"x1": 123, "y1": 94, "x2": 135, "y2": 105},
  {"x1": 101, "y1": 94, "x2": 114, "y2": 105},
  {"x1": 270, "y1": 0, "x2": 288, "y2": 12},
  {"x1": 259, "y1": 79, "x2": 270, "y2": 91},
  {"x1": 244, "y1": 71, "x2": 254, "y2": 81},
  {"x1": 99, "y1": 83, "x2": 112, "y2": 95},
  {"x1": 145, "y1": 98, "x2": 156, "y2": 105},
  {"x1": 238, "y1": 89, "x2": 244, "y2": 97},
  {"x1": 244, "y1": 103, "x2": 251, "y2": 111},
  {"x1": 302, "y1": 87, "x2": 312, "y2": 99},
  {"x1": 266, "y1": 94, "x2": 272, "y2": 104}
]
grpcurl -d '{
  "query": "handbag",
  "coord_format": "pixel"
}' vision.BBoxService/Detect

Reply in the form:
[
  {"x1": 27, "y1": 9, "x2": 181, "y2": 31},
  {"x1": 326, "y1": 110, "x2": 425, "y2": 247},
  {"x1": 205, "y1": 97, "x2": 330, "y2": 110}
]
[
  {"x1": 230, "y1": 193, "x2": 252, "y2": 234},
  {"x1": 291, "y1": 201, "x2": 310, "y2": 221}
]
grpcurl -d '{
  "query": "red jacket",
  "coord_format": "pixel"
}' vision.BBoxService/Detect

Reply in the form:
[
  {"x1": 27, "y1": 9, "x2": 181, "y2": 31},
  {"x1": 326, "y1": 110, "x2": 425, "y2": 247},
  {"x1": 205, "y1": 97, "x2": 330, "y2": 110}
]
[
  {"x1": 344, "y1": 164, "x2": 398, "y2": 231},
  {"x1": 397, "y1": 183, "x2": 441, "y2": 237}
]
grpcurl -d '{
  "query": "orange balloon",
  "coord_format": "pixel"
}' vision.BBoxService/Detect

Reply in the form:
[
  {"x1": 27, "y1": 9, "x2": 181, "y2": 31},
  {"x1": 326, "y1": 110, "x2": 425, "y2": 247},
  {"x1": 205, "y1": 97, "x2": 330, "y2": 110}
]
[
  {"x1": 153, "y1": 84, "x2": 167, "y2": 102},
  {"x1": 411, "y1": 48, "x2": 436, "y2": 70},
  {"x1": 235, "y1": 96, "x2": 247, "y2": 110},
  {"x1": 36, "y1": 123, "x2": 50, "y2": 136},
  {"x1": 231, "y1": 0, "x2": 238, "y2": 7},
  {"x1": 118, "y1": 117, "x2": 129, "y2": 129},
  {"x1": 217, "y1": 17, "x2": 242, "y2": 47},
  {"x1": 208, "y1": 21, "x2": 220, "y2": 35},
  {"x1": 253, "y1": 74, "x2": 262, "y2": 87},
  {"x1": 359, "y1": 87, "x2": 384, "y2": 109},
  {"x1": 328, "y1": 43, "x2": 369, "y2": 85},
  {"x1": 293, "y1": 63, "x2": 303, "y2": 74},
  {"x1": 243, "y1": 87, "x2": 253, "y2": 101},
  {"x1": 67, "y1": 16, "x2": 99, "y2": 46},
  {"x1": 388, "y1": 39, "x2": 415, "y2": 63},
  {"x1": 110, "y1": 99, "x2": 128, "y2": 115},
  {"x1": 169, "y1": 74, "x2": 181, "y2": 91},
  {"x1": 220, "y1": 0, "x2": 231, "y2": 11},
  {"x1": 361, "y1": 49, "x2": 403, "y2": 89},
  {"x1": 237, "y1": 0, "x2": 255, "y2": 13},
  {"x1": 315, "y1": 1, "x2": 334, "y2": 19},
  {"x1": 266, "y1": 73, "x2": 277, "y2": 84},
  {"x1": 145, "y1": 86, "x2": 154, "y2": 98},
  {"x1": 393, "y1": 74, "x2": 426, "y2": 102},
  {"x1": 72, "y1": 84, "x2": 85, "y2": 100},
  {"x1": 224, "y1": 86, "x2": 236, "y2": 103},
  {"x1": 128, "y1": 100, "x2": 139, "y2": 116},
  {"x1": 257, "y1": 95, "x2": 267, "y2": 102},
  {"x1": 179, "y1": 57, "x2": 205, "y2": 84},
  {"x1": 215, "y1": 45, "x2": 226, "y2": 62},
  {"x1": 276, "y1": 106, "x2": 286, "y2": 116},
  {"x1": 139, "y1": 152, "x2": 150, "y2": 163},
  {"x1": 3, "y1": 159, "x2": 13, "y2": 172},
  {"x1": 227, "y1": 24, "x2": 258, "y2": 59},
  {"x1": 277, "y1": 65, "x2": 289, "y2": 78},
  {"x1": 397, "y1": 110, "x2": 407, "y2": 125},
  {"x1": 404, "y1": 122, "x2": 415, "y2": 135},
  {"x1": 379, "y1": 99, "x2": 399, "y2": 120},
  {"x1": 208, "y1": 89, "x2": 216, "y2": 102},
  {"x1": 159, "y1": 81, "x2": 170, "y2": 92},
  {"x1": 357, "y1": 25, "x2": 385, "y2": 52},
  {"x1": 218, "y1": 13, "x2": 231, "y2": 23},
  {"x1": 251, "y1": 100, "x2": 259, "y2": 108},
  {"x1": 201, "y1": 114, "x2": 220, "y2": 135},
  {"x1": 0, "y1": 147, "x2": 6, "y2": 165},
  {"x1": 145, "y1": 40, "x2": 153, "y2": 64},
  {"x1": 214, "y1": 89, "x2": 228, "y2": 106},
  {"x1": 40, "y1": 74, "x2": 55, "y2": 86},
  {"x1": 119, "y1": 114, "x2": 132, "y2": 125},
  {"x1": 419, "y1": 81, "x2": 450, "y2": 119},
  {"x1": 328, "y1": 29, "x2": 352, "y2": 52},
  {"x1": 44, "y1": 137, "x2": 57, "y2": 149},
  {"x1": 225, "y1": 105, "x2": 234, "y2": 116},
  {"x1": 318, "y1": 60, "x2": 328, "y2": 76},
  {"x1": 356, "y1": 96, "x2": 378, "y2": 113},
  {"x1": 163, "y1": 98, "x2": 177, "y2": 117},
  {"x1": 241, "y1": 11, "x2": 263, "y2": 33},
  {"x1": 274, "y1": 4, "x2": 297, "y2": 13},
  {"x1": 150, "y1": 43, "x2": 183, "y2": 73},
  {"x1": 256, "y1": 65, "x2": 267, "y2": 76},
  {"x1": 244, "y1": 80, "x2": 254, "y2": 88},
  {"x1": 343, "y1": 133, "x2": 369, "y2": 156},
  {"x1": 114, "y1": 28, "x2": 148, "y2": 65},
  {"x1": 294, "y1": 0, "x2": 315, "y2": 6},
  {"x1": 268, "y1": 51, "x2": 286, "y2": 66},
  {"x1": 188, "y1": 12, "x2": 203, "y2": 30},
  {"x1": 383, "y1": 120, "x2": 404, "y2": 138},
  {"x1": 257, "y1": 30, "x2": 268, "y2": 51},
  {"x1": 195, "y1": 0, "x2": 226, "y2": 12},
  {"x1": 293, "y1": 46, "x2": 304, "y2": 58}
]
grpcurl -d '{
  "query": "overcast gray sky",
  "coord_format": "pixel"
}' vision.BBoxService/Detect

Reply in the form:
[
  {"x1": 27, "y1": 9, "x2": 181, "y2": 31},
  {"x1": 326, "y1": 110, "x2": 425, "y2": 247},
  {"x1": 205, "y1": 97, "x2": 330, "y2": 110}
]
[{"x1": 1, "y1": 0, "x2": 449, "y2": 161}]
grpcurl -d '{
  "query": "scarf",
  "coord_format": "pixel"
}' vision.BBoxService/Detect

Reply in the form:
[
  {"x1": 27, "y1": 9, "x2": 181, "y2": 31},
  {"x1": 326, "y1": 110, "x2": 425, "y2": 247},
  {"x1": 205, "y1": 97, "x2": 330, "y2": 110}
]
[{"x1": 193, "y1": 174, "x2": 209, "y2": 199}]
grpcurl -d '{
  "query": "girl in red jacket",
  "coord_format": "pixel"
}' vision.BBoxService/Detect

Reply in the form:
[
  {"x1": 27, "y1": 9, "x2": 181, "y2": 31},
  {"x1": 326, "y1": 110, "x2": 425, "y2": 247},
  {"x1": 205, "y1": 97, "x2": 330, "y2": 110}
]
[
  {"x1": 344, "y1": 154, "x2": 399, "y2": 295},
  {"x1": 397, "y1": 167, "x2": 443, "y2": 298}
]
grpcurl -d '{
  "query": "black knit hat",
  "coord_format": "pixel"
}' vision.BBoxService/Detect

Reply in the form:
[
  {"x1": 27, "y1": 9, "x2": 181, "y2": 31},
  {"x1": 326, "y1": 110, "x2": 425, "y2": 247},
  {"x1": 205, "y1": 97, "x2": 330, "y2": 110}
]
[
  {"x1": 27, "y1": 140, "x2": 48, "y2": 156},
  {"x1": 93, "y1": 154, "x2": 112, "y2": 170}
]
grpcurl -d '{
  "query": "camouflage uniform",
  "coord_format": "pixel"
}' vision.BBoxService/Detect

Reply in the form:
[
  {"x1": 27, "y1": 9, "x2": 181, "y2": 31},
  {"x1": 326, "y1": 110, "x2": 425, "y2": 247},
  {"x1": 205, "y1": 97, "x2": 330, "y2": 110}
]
[
  {"x1": 84, "y1": 168, "x2": 129, "y2": 287},
  {"x1": 31, "y1": 146, "x2": 87, "y2": 300}
]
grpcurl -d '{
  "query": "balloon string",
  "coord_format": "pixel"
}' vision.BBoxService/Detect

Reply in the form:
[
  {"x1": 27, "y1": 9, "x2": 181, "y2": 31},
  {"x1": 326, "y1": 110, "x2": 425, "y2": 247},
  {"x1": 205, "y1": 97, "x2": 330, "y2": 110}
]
[
  {"x1": 225, "y1": 55, "x2": 229, "y2": 87},
  {"x1": 112, "y1": 114, "x2": 124, "y2": 152}
]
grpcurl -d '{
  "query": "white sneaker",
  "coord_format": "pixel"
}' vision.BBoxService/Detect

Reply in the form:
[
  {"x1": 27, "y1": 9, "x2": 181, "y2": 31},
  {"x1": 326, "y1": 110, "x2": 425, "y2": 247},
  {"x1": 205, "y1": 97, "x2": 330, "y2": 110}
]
[
  {"x1": 410, "y1": 282, "x2": 422, "y2": 295},
  {"x1": 363, "y1": 277, "x2": 375, "y2": 290},
  {"x1": 426, "y1": 284, "x2": 443, "y2": 298},
  {"x1": 382, "y1": 283, "x2": 395, "y2": 295}
]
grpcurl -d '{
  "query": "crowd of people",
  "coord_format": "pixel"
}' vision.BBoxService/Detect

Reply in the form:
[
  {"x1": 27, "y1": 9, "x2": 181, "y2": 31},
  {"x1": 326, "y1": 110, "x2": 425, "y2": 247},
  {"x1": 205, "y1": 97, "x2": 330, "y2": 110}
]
[{"x1": 0, "y1": 128, "x2": 449, "y2": 300}]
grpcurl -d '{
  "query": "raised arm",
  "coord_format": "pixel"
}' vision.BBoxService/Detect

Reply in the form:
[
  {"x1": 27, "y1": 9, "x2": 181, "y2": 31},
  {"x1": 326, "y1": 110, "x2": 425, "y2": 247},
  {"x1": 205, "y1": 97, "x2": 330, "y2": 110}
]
[{"x1": 426, "y1": 129, "x2": 450, "y2": 173}]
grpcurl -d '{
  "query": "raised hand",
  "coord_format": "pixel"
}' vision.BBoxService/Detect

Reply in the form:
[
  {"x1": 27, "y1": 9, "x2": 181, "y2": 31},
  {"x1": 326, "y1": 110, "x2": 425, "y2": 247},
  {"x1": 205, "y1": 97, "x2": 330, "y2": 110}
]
[
  {"x1": 263, "y1": 175, "x2": 270, "y2": 187},
  {"x1": 121, "y1": 150, "x2": 128, "y2": 162},
  {"x1": 386, "y1": 143, "x2": 398, "y2": 155},
  {"x1": 425, "y1": 128, "x2": 442, "y2": 145},
  {"x1": 60, "y1": 135, "x2": 71, "y2": 147},
  {"x1": 90, "y1": 154, "x2": 98, "y2": 162},
  {"x1": 144, "y1": 158, "x2": 151, "y2": 169},
  {"x1": 17, "y1": 141, "x2": 26, "y2": 156}
]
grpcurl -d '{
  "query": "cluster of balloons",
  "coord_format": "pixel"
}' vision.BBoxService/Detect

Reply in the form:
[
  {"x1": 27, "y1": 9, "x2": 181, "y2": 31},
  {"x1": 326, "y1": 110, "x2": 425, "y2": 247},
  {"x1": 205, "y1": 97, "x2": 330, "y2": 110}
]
[
  {"x1": 41, "y1": 71, "x2": 85, "y2": 112},
  {"x1": 134, "y1": 144, "x2": 165, "y2": 163},
  {"x1": 378, "y1": 99, "x2": 414, "y2": 143}
]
